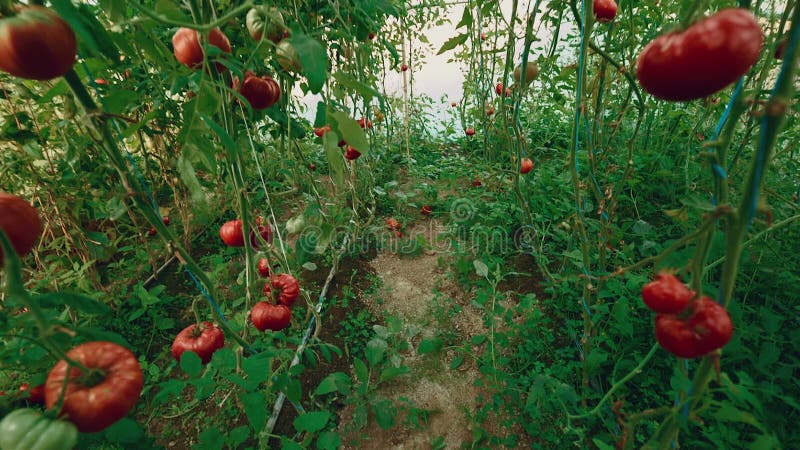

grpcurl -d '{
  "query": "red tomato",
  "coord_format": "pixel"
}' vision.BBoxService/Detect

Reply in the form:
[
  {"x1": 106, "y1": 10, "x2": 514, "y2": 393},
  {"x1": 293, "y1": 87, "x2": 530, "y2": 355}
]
[
  {"x1": 171, "y1": 322, "x2": 225, "y2": 364},
  {"x1": 344, "y1": 146, "x2": 362, "y2": 160},
  {"x1": 44, "y1": 341, "x2": 143, "y2": 433},
  {"x1": 465, "y1": 127, "x2": 476, "y2": 136},
  {"x1": 0, "y1": 192, "x2": 42, "y2": 265},
  {"x1": 357, "y1": 117, "x2": 373, "y2": 129},
  {"x1": 19, "y1": 383, "x2": 45, "y2": 405},
  {"x1": 272, "y1": 273, "x2": 300, "y2": 307},
  {"x1": 249, "y1": 223, "x2": 273, "y2": 249},
  {"x1": 485, "y1": 105, "x2": 495, "y2": 116},
  {"x1": 147, "y1": 227, "x2": 157, "y2": 237},
  {"x1": 172, "y1": 27, "x2": 232, "y2": 71},
  {"x1": 420, "y1": 205, "x2": 433, "y2": 216},
  {"x1": 219, "y1": 219, "x2": 245, "y2": 247},
  {"x1": 401, "y1": 63, "x2": 409, "y2": 72},
  {"x1": 386, "y1": 218, "x2": 401, "y2": 230},
  {"x1": 0, "y1": 6, "x2": 77, "y2": 80},
  {"x1": 480, "y1": 33, "x2": 487, "y2": 41},
  {"x1": 641, "y1": 272, "x2": 695, "y2": 314},
  {"x1": 257, "y1": 258, "x2": 271, "y2": 277},
  {"x1": 520, "y1": 158, "x2": 534, "y2": 174},
  {"x1": 162, "y1": 216, "x2": 170, "y2": 226},
  {"x1": 314, "y1": 124, "x2": 331, "y2": 137},
  {"x1": 94, "y1": 78, "x2": 108, "y2": 85},
  {"x1": 251, "y1": 302, "x2": 291, "y2": 331},
  {"x1": 309, "y1": 163, "x2": 316, "y2": 171},
  {"x1": 636, "y1": 9, "x2": 763, "y2": 102},
  {"x1": 337, "y1": 139, "x2": 347, "y2": 147},
  {"x1": 593, "y1": 0, "x2": 617, "y2": 23},
  {"x1": 239, "y1": 71, "x2": 281, "y2": 109},
  {"x1": 654, "y1": 297, "x2": 733, "y2": 358},
  {"x1": 394, "y1": 231, "x2": 402, "y2": 238},
  {"x1": 495, "y1": 82, "x2": 503, "y2": 96},
  {"x1": 472, "y1": 179, "x2": 482, "y2": 187},
  {"x1": 450, "y1": 101, "x2": 457, "y2": 107},
  {"x1": 368, "y1": 32, "x2": 376, "y2": 40}
]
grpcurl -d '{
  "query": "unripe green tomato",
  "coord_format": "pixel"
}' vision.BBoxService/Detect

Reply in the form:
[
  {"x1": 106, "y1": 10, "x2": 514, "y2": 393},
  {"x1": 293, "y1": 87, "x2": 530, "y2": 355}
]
[
  {"x1": 276, "y1": 41, "x2": 302, "y2": 72},
  {"x1": 0, "y1": 408, "x2": 78, "y2": 450}
]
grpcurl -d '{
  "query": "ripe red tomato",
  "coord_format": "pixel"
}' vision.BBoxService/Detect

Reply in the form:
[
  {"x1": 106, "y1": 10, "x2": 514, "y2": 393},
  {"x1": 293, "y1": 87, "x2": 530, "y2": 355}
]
[
  {"x1": 451, "y1": 101, "x2": 457, "y2": 107},
  {"x1": 238, "y1": 71, "x2": 281, "y2": 110},
  {"x1": 18, "y1": 383, "x2": 45, "y2": 405},
  {"x1": 171, "y1": 322, "x2": 225, "y2": 364},
  {"x1": 495, "y1": 83, "x2": 503, "y2": 96},
  {"x1": 0, "y1": 192, "x2": 42, "y2": 265},
  {"x1": 219, "y1": 220, "x2": 246, "y2": 247},
  {"x1": 44, "y1": 341, "x2": 143, "y2": 433},
  {"x1": 593, "y1": 0, "x2": 617, "y2": 23},
  {"x1": 0, "y1": 6, "x2": 77, "y2": 80},
  {"x1": 401, "y1": 63, "x2": 409, "y2": 72},
  {"x1": 368, "y1": 32, "x2": 376, "y2": 40},
  {"x1": 420, "y1": 205, "x2": 432, "y2": 216},
  {"x1": 480, "y1": 32, "x2": 487, "y2": 41},
  {"x1": 654, "y1": 297, "x2": 733, "y2": 358},
  {"x1": 337, "y1": 139, "x2": 347, "y2": 147},
  {"x1": 520, "y1": 158, "x2": 534, "y2": 174},
  {"x1": 472, "y1": 179, "x2": 482, "y2": 187},
  {"x1": 314, "y1": 124, "x2": 331, "y2": 137},
  {"x1": 272, "y1": 273, "x2": 300, "y2": 307},
  {"x1": 251, "y1": 302, "x2": 291, "y2": 331},
  {"x1": 345, "y1": 146, "x2": 362, "y2": 160},
  {"x1": 636, "y1": 8, "x2": 763, "y2": 102},
  {"x1": 465, "y1": 128, "x2": 476, "y2": 136},
  {"x1": 386, "y1": 218, "x2": 401, "y2": 231},
  {"x1": 357, "y1": 117, "x2": 373, "y2": 129},
  {"x1": 172, "y1": 27, "x2": 232, "y2": 71},
  {"x1": 641, "y1": 272, "x2": 695, "y2": 314},
  {"x1": 309, "y1": 163, "x2": 316, "y2": 171},
  {"x1": 250, "y1": 223, "x2": 273, "y2": 249},
  {"x1": 257, "y1": 258, "x2": 271, "y2": 277}
]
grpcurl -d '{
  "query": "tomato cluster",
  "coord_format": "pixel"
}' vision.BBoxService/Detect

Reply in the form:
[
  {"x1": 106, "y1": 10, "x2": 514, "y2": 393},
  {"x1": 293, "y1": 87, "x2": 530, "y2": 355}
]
[
  {"x1": 251, "y1": 273, "x2": 301, "y2": 332},
  {"x1": 219, "y1": 219, "x2": 272, "y2": 248},
  {"x1": 172, "y1": 27, "x2": 232, "y2": 72},
  {"x1": 641, "y1": 272, "x2": 734, "y2": 358}
]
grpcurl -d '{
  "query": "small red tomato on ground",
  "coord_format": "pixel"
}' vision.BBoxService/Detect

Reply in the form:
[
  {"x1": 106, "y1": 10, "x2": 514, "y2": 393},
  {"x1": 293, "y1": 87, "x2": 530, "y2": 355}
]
[
  {"x1": 239, "y1": 71, "x2": 281, "y2": 109},
  {"x1": 257, "y1": 258, "x2": 271, "y2": 277},
  {"x1": 309, "y1": 163, "x2": 316, "y2": 171},
  {"x1": 520, "y1": 158, "x2": 534, "y2": 174},
  {"x1": 636, "y1": 8, "x2": 763, "y2": 102},
  {"x1": 641, "y1": 272, "x2": 696, "y2": 314},
  {"x1": 219, "y1": 219, "x2": 245, "y2": 247},
  {"x1": 495, "y1": 82, "x2": 504, "y2": 96},
  {"x1": 465, "y1": 127, "x2": 476, "y2": 136},
  {"x1": 654, "y1": 297, "x2": 733, "y2": 358},
  {"x1": 251, "y1": 302, "x2": 291, "y2": 331},
  {"x1": 0, "y1": 192, "x2": 42, "y2": 265},
  {"x1": 345, "y1": 146, "x2": 362, "y2": 160},
  {"x1": 172, "y1": 27, "x2": 232, "y2": 71},
  {"x1": 401, "y1": 63, "x2": 409, "y2": 72},
  {"x1": 45, "y1": 341, "x2": 143, "y2": 432},
  {"x1": 272, "y1": 273, "x2": 300, "y2": 307},
  {"x1": 472, "y1": 179, "x2": 482, "y2": 187},
  {"x1": 593, "y1": 0, "x2": 618, "y2": 23},
  {"x1": 0, "y1": 6, "x2": 77, "y2": 80},
  {"x1": 386, "y1": 218, "x2": 401, "y2": 230},
  {"x1": 421, "y1": 205, "x2": 432, "y2": 216},
  {"x1": 250, "y1": 223, "x2": 273, "y2": 249},
  {"x1": 171, "y1": 322, "x2": 225, "y2": 364}
]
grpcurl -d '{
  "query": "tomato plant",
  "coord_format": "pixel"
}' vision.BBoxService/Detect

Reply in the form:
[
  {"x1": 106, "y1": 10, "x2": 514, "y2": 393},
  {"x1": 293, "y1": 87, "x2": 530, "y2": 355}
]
[
  {"x1": 0, "y1": 192, "x2": 41, "y2": 265},
  {"x1": 219, "y1": 219, "x2": 245, "y2": 247},
  {"x1": 172, "y1": 27, "x2": 231, "y2": 71},
  {"x1": 171, "y1": 322, "x2": 225, "y2": 364},
  {"x1": 0, "y1": 6, "x2": 76, "y2": 80},
  {"x1": 0, "y1": 408, "x2": 78, "y2": 450},
  {"x1": 44, "y1": 341, "x2": 143, "y2": 433},
  {"x1": 641, "y1": 272, "x2": 695, "y2": 314},
  {"x1": 636, "y1": 8, "x2": 763, "y2": 101},
  {"x1": 250, "y1": 302, "x2": 291, "y2": 332},
  {"x1": 593, "y1": 0, "x2": 618, "y2": 23},
  {"x1": 654, "y1": 297, "x2": 734, "y2": 358}
]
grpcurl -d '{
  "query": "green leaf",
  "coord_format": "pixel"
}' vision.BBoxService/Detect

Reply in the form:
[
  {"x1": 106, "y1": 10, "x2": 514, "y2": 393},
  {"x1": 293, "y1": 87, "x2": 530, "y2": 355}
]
[
  {"x1": 316, "y1": 431, "x2": 342, "y2": 450},
  {"x1": 294, "y1": 411, "x2": 332, "y2": 433},
  {"x1": 194, "y1": 427, "x2": 224, "y2": 450},
  {"x1": 456, "y1": 7, "x2": 473, "y2": 28},
  {"x1": 591, "y1": 438, "x2": 616, "y2": 450},
  {"x1": 281, "y1": 438, "x2": 303, "y2": 450},
  {"x1": 353, "y1": 404, "x2": 368, "y2": 429},
  {"x1": 372, "y1": 399, "x2": 397, "y2": 429},
  {"x1": 329, "y1": 111, "x2": 369, "y2": 152},
  {"x1": 291, "y1": 34, "x2": 328, "y2": 93},
  {"x1": 50, "y1": 0, "x2": 119, "y2": 61},
  {"x1": 323, "y1": 132, "x2": 345, "y2": 190},
  {"x1": 180, "y1": 351, "x2": 202, "y2": 377},
  {"x1": 379, "y1": 366, "x2": 410, "y2": 382},
  {"x1": 473, "y1": 260, "x2": 489, "y2": 277},
  {"x1": 366, "y1": 338, "x2": 387, "y2": 366},
  {"x1": 315, "y1": 372, "x2": 352, "y2": 396},
  {"x1": 418, "y1": 337, "x2": 443, "y2": 355},
  {"x1": 449, "y1": 355, "x2": 464, "y2": 370},
  {"x1": 354, "y1": 358, "x2": 369, "y2": 383},
  {"x1": 242, "y1": 391, "x2": 268, "y2": 431},
  {"x1": 35, "y1": 292, "x2": 110, "y2": 315},
  {"x1": 154, "y1": 0, "x2": 191, "y2": 21},
  {"x1": 103, "y1": 418, "x2": 143, "y2": 444},
  {"x1": 242, "y1": 352, "x2": 272, "y2": 388},
  {"x1": 437, "y1": 33, "x2": 468, "y2": 55},
  {"x1": 104, "y1": 90, "x2": 139, "y2": 115},
  {"x1": 177, "y1": 153, "x2": 206, "y2": 204}
]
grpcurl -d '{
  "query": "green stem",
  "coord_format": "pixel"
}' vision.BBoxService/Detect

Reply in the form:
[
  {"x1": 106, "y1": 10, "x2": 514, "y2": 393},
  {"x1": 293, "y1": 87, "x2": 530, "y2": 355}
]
[{"x1": 128, "y1": 0, "x2": 254, "y2": 30}]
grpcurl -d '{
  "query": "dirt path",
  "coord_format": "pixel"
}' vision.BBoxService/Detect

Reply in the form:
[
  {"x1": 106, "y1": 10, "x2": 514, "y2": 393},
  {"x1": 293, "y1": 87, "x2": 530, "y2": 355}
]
[{"x1": 339, "y1": 221, "x2": 488, "y2": 449}]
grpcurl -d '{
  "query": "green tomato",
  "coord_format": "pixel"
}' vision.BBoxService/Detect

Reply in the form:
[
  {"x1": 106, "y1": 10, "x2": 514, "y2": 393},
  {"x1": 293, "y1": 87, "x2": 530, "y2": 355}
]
[{"x1": 0, "y1": 409, "x2": 78, "y2": 450}]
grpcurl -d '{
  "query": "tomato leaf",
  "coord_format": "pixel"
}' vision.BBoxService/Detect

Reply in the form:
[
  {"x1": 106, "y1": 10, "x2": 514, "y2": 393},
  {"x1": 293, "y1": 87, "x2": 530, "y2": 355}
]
[
  {"x1": 293, "y1": 411, "x2": 331, "y2": 433},
  {"x1": 315, "y1": 372, "x2": 352, "y2": 395},
  {"x1": 35, "y1": 292, "x2": 110, "y2": 315},
  {"x1": 379, "y1": 366, "x2": 410, "y2": 382},
  {"x1": 418, "y1": 337, "x2": 443, "y2": 355},
  {"x1": 456, "y1": 7, "x2": 472, "y2": 28},
  {"x1": 50, "y1": 0, "x2": 119, "y2": 61},
  {"x1": 450, "y1": 355, "x2": 464, "y2": 370},
  {"x1": 177, "y1": 153, "x2": 206, "y2": 204},
  {"x1": 329, "y1": 111, "x2": 368, "y2": 153},
  {"x1": 372, "y1": 399, "x2": 397, "y2": 429},
  {"x1": 437, "y1": 33, "x2": 469, "y2": 55},
  {"x1": 103, "y1": 418, "x2": 143, "y2": 444},
  {"x1": 473, "y1": 259, "x2": 489, "y2": 277},
  {"x1": 323, "y1": 131, "x2": 345, "y2": 190},
  {"x1": 290, "y1": 34, "x2": 327, "y2": 94},
  {"x1": 180, "y1": 351, "x2": 202, "y2": 377},
  {"x1": 242, "y1": 391, "x2": 268, "y2": 431},
  {"x1": 195, "y1": 427, "x2": 225, "y2": 450},
  {"x1": 366, "y1": 338, "x2": 387, "y2": 366},
  {"x1": 317, "y1": 431, "x2": 342, "y2": 450},
  {"x1": 353, "y1": 358, "x2": 369, "y2": 383}
]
